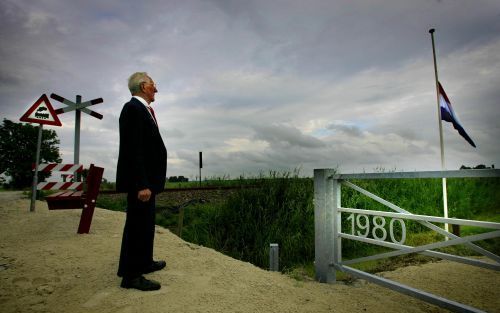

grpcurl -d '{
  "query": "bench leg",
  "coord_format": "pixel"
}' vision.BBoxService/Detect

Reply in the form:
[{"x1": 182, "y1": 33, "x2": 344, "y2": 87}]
[
  {"x1": 77, "y1": 165, "x2": 104, "y2": 234},
  {"x1": 77, "y1": 202, "x2": 96, "y2": 234}
]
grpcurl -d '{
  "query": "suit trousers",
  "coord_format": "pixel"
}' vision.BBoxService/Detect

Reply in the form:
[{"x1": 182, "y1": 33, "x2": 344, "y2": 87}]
[{"x1": 117, "y1": 192, "x2": 156, "y2": 278}]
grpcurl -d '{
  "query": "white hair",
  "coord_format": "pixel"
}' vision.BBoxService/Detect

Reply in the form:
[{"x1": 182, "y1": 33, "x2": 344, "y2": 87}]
[{"x1": 128, "y1": 72, "x2": 150, "y2": 94}]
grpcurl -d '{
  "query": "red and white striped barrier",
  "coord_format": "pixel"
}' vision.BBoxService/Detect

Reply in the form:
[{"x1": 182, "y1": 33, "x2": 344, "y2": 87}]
[
  {"x1": 33, "y1": 163, "x2": 84, "y2": 190},
  {"x1": 33, "y1": 163, "x2": 83, "y2": 173},
  {"x1": 61, "y1": 174, "x2": 74, "y2": 181},
  {"x1": 37, "y1": 181, "x2": 83, "y2": 191}
]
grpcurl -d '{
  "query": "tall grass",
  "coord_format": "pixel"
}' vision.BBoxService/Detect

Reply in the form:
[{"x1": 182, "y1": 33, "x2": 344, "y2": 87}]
[
  {"x1": 96, "y1": 173, "x2": 500, "y2": 273},
  {"x1": 343, "y1": 177, "x2": 500, "y2": 220},
  {"x1": 96, "y1": 193, "x2": 127, "y2": 212},
  {"x1": 178, "y1": 174, "x2": 499, "y2": 270},
  {"x1": 180, "y1": 171, "x2": 314, "y2": 271}
]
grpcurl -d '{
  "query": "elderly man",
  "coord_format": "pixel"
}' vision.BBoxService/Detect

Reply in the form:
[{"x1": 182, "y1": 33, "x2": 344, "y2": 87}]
[{"x1": 116, "y1": 72, "x2": 167, "y2": 291}]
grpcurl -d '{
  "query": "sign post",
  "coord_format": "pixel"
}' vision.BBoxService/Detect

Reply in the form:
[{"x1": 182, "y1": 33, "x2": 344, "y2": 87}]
[
  {"x1": 30, "y1": 125, "x2": 43, "y2": 212},
  {"x1": 199, "y1": 151, "x2": 203, "y2": 187},
  {"x1": 20, "y1": 94, "x2": 62, "y2": 212},
  {"x1": 75, "y1": 95, "x2": 81, "y2": 173}
]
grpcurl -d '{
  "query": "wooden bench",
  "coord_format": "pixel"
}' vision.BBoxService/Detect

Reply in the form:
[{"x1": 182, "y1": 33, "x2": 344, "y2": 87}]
[{"x1": 36, "y1": 163, "x2": 104, "y2": 234}]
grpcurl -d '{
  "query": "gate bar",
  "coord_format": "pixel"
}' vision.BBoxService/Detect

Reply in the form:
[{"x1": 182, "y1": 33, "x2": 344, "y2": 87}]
[
  {"x1": 332, "y1": 169, "x2": 500, "y2": 180},
  {"x1": 338, "y1": 232, "x2": 500, "y2": 271},
  {"x1": 340, "y1": 231, "x2": 500, "y2": 265},
  {"x1": 339, "y1": 207, "x2": 500, "y2": 229},
  {"x1": 340, "y1": 265, "x2": 485, "y2": 313}
]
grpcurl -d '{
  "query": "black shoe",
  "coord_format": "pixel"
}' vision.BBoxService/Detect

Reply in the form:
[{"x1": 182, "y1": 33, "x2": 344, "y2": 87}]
[
  {"x1": 143, "y1": 260, "x2": 166, "y2": 274},
  {"x1": 121, "y1": 276, "x2": 161, "y2": 291}
]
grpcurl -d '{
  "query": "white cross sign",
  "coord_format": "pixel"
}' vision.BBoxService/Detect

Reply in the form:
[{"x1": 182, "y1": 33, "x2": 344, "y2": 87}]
[{"x1": 50, "y1": 93, "x2": 103, "y2": 119}]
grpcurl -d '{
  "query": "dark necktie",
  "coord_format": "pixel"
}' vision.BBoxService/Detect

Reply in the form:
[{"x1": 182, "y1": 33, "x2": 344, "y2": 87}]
[{"x1": 147, "y1": 106, "x2": 158, "y2": 126}]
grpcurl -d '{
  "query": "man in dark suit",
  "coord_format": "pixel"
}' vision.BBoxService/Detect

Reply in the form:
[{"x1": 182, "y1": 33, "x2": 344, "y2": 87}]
[{"x1": 116, "y1": 72, "x2": 167, "y2": 291}]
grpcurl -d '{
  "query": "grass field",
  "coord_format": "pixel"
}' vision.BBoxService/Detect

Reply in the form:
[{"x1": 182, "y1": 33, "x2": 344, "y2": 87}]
[{"x1": 96, "y1": 172, "x2": 500, "y2": 280}]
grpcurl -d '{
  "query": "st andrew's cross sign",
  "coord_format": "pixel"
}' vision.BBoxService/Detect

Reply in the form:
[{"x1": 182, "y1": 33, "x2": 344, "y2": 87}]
[
  {"x1": 50, "y1": 93, "x2": 103, "y2": 119},
  {"x1": 49, "y1": 93, "x2": 104, "y2": 171}
]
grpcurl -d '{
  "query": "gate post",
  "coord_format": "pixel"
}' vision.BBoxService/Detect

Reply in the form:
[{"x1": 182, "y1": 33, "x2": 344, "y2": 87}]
[{"x1": 314, "y1": 169, "x2": 338, "y2": 283}]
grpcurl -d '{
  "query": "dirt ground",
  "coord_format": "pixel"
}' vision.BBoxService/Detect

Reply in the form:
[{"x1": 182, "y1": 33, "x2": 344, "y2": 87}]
[{"x1": 0, "y1": 191, "x2": 499, "y2": 313}]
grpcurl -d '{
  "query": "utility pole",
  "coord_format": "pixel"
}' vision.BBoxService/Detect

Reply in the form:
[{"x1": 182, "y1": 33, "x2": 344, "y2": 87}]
[{"x1": 199, "y1": 151, "x2": 202, "y2": 187}]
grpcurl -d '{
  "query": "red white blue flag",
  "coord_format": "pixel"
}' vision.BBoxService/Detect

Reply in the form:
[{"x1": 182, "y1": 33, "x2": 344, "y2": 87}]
[{"x1": 439, "y1": 82, "x2": 476, "y2": 148}]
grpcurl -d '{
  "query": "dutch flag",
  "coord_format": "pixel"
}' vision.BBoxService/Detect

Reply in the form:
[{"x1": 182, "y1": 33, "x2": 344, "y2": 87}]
[{"x1": 439, "y1": 82, "x2": 476, "y2": 148}]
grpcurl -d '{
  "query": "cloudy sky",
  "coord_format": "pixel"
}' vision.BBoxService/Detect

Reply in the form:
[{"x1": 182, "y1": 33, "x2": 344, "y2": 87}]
[{"x1": 1, "y1": 0, "x2": 499, "y2": 181}]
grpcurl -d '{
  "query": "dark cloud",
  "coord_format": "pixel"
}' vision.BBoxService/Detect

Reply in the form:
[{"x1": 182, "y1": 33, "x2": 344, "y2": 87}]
[
  {"x1": 327, "y1": 123, "x2": 363, "y2": 137},
  {"x1": 253, "y1": 124, "x2": 325, "y2": 149},
  {"x1": 163, "y1": 128, "x2": 186, "y2": 139},
  {"x1": 1, "y1": 0, "x2": 499, "y2": 180}
]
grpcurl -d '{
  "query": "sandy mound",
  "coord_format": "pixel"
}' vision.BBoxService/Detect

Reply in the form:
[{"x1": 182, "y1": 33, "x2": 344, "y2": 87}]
[{"x1": 0, "y1": 191, "x2": 498, "y2": 313}]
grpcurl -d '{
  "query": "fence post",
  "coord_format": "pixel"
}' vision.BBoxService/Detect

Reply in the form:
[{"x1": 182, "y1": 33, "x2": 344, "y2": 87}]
[
  {"x1": 269, "y1": 243, "x2": 279, "y2": 271},
  {"x1": 314, "y1": 169, "x2": 336, "y2": 283}
]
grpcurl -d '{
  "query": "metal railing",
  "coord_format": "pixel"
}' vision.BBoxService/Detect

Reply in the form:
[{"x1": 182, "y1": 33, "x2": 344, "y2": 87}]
[{"x1": 313, "y1": 169, "x2": 500, "y2": 313}]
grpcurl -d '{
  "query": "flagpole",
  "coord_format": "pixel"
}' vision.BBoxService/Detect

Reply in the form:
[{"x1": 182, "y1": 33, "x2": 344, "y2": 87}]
[{"x1": 429, "y1": 28, "x2": 450, "y2": 236}]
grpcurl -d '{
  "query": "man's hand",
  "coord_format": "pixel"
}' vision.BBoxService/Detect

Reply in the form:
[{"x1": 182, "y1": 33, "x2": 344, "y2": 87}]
[{"x1": 138, "y1": 188, "x2": 152, "y2": 202}]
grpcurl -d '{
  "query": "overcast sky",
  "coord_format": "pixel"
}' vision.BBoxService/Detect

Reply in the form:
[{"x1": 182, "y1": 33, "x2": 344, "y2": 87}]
[{"x1": 1, "y1": 0, "x2": 499, "y2": 181}]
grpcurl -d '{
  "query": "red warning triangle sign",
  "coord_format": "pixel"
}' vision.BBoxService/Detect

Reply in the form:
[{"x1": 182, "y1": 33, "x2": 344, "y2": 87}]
[{"x1": 20, "y1": 94, "x2": 62, "y2": 126}]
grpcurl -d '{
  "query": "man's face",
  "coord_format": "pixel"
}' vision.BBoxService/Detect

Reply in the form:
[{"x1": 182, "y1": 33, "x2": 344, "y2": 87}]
[{"x1": 142, "y1": 77, "x2": 158, "y2": 104}]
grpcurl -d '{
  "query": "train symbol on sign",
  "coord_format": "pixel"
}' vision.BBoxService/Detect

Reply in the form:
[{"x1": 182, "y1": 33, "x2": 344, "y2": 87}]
[
  {"x1": 34, "y1": 107, "x2": 49, "y2": 119},
  {"x1": 20, "y1": 94, "x2": 62, "y2": 126}
]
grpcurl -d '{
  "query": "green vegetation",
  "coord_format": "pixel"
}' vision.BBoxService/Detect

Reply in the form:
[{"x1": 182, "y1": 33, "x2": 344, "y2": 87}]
[
  {"x1": 99, "y1": 178, "x2": 116, "y2": 191},
  {"x1": 96, "y1": 172, "x2": 500, "y2": 280},
  {"x1": 165, "y1": 175, "x2": 261, "y2": 189},
  {"x1": 96, "y1": 193, "x2": 127, "y2": 212},
  {"x1": 0, "y1": 119, "x2": 61, "y2": 188},
  {"x1": 178, "y1": 172, "x2": 314, "y2": 272}
]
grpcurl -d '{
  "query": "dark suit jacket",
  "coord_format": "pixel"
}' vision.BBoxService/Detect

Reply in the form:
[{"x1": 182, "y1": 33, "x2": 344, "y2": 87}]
[{"x1": 116, "y1": 97, "x2": 167, "y2": 194}]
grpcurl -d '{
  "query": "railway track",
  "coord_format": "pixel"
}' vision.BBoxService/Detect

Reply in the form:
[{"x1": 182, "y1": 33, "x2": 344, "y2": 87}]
[{"x1": 99, "y1": 184, "x2": 259, "y2": 194}]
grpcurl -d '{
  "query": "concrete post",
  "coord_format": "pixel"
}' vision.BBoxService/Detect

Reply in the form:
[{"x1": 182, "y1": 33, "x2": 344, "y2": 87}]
[{"x1": 269, "y1": 243, "x2": 279, "y2": 271}]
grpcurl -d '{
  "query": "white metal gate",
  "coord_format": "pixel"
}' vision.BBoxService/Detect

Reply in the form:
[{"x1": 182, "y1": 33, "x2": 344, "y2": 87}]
[{"x1": 314, "y1": 169, "x2": 500, "y2": 313}]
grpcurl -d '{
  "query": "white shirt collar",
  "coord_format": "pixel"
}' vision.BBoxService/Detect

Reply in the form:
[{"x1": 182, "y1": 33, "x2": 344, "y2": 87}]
[
  {"x1": 133, "y1": 95, "x2": 149, "y2": 107},
  {"x1": 133, "y1": 95, "x2": 157, "y2": 124}
]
